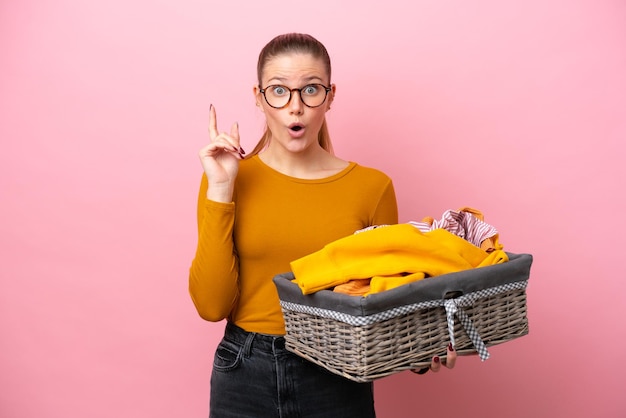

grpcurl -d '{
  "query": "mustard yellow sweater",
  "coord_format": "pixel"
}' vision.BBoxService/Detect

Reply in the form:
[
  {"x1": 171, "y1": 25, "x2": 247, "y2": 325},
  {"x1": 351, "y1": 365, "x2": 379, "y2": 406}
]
[
  {"x1": 189, "y1": 156, "x2": 398, "y2": 335},
  {"x1": 291, "y1": 223, "x2": 508, "y2": 295}
]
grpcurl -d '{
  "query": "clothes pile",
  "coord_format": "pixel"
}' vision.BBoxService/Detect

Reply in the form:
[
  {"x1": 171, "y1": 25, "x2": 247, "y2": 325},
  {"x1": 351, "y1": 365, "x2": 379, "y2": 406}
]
[{"x1": 290, "y1": 208, "x2": 507, "y2": 296}]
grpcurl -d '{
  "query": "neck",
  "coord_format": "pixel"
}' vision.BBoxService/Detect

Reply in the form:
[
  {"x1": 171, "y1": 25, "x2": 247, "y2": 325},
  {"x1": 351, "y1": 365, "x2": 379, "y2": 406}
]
[{"x1": 259, "y1": 144, "x2": 345, "y2": 179}]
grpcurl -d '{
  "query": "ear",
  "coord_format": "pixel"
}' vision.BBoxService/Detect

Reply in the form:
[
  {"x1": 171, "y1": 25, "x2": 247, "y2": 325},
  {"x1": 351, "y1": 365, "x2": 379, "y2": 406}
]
[
  {"x1": 253, "y1": 85, "x2": 265, "y2": 112},
  {"x1": 326, "y1": 83, "x2": 336, "y2": 111}
]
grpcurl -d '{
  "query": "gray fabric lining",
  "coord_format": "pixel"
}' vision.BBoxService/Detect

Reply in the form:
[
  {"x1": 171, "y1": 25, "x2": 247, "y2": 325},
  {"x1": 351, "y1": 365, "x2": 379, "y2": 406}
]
[{"x1": 272, "y1": 252, "x2": 533, "y2": 317}]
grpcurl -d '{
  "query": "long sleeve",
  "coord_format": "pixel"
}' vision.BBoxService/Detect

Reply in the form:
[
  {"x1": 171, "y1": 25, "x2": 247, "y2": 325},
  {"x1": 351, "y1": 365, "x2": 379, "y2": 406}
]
[{"x1": 188, "y1": 174, "x2": 239, "y2": 321}]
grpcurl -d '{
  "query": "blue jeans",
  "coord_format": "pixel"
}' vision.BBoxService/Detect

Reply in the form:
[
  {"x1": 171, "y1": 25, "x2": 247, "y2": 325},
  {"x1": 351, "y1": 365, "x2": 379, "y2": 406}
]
[{"x1": 209, "y1": 322, "x2": 376, "y2": 418}]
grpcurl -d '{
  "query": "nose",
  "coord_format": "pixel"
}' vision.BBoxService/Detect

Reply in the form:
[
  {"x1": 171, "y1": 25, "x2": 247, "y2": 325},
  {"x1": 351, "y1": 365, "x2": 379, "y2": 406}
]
[{"x1": 288, "y1": 90, "x2": 304, "y2": 115}]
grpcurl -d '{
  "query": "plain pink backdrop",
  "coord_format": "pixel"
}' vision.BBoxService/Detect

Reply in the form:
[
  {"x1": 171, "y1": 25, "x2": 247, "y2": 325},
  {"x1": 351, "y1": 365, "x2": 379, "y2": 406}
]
[{"x1": 1, "y1": 1, "x2": 625, "y2": 417}]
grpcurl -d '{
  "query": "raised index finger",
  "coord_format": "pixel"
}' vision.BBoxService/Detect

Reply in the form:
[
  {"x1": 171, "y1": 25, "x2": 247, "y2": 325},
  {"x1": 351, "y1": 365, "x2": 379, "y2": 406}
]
[{"x1": 208, "y1": 104, "x2": 219, "y2": 140}]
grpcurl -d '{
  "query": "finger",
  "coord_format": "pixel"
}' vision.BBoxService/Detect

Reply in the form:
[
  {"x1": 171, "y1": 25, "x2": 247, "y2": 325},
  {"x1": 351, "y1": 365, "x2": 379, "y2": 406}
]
[
  {"x1": 430, "y1": 356, "x2": 441, "y2": 373},
  {"x1": 230, "y1": 121, "x2": 239, "y2": 142},
  {"x1": 444, "y1": 343, "x2": 457, "y2": 369},
  {"x1": 230, "y1": 122, "x2": 245, "y2": 156},
  {"x1": 214, "y1": 132, "x2": 240, "y2": 152},
  {"x1": 199, "y1": 140, "x2": 237, "y2": 158},
  {"x1": 208, "y1": 104, "x2": 219, "y2": 140},
  {"x1": 199, "y1": 142, "x2": 227, "y2": 158},
  {"x1": 215, "y1": 136, "x2": 245, "y2": 160}
]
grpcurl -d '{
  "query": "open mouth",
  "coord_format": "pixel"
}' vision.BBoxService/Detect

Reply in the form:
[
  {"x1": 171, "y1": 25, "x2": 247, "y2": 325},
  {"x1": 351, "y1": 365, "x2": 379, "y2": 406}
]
[{"x1": 289, "y1": 123, "x2": 304, "y2": 132}]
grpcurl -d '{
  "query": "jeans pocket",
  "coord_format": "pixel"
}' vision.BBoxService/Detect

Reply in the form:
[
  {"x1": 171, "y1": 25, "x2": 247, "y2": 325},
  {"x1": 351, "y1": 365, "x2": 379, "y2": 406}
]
[{"x1": 213, "y1": 338, "x2": 243, "y2": 372}]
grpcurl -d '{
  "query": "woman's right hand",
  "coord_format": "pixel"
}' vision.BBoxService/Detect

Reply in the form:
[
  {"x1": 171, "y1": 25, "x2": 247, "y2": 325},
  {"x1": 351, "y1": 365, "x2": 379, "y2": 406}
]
[{"x1": 198, "y1": 105, "x2": 245, "y2": 201}]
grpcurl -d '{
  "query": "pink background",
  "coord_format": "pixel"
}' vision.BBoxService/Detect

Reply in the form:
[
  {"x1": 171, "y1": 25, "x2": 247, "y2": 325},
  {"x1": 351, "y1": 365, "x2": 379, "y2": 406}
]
[{"x1": 1, "y1": 0, "x2": 624, "y2": 417}]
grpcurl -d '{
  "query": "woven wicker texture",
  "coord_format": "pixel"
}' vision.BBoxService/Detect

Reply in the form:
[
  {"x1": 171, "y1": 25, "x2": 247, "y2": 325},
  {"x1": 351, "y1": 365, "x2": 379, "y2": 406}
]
[{"x1": 281, "y1": 286, "x2": 528, "y2": 382}]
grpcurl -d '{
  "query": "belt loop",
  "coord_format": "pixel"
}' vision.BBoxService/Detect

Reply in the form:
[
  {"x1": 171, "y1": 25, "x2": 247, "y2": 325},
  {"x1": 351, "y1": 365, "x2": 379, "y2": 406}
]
[{"x1": 242, "y1": 331, "x2": 255, "y2": 358}]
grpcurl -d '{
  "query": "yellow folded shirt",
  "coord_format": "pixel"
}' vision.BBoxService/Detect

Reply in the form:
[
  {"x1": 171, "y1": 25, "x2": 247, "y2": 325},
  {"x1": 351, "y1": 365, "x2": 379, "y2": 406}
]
[
  {"x1": 368, "y1": 272, "x2": 427, "y2": 295},
  {"x1": 291, "y1": 224, "x2": 508, "y2": 295}
]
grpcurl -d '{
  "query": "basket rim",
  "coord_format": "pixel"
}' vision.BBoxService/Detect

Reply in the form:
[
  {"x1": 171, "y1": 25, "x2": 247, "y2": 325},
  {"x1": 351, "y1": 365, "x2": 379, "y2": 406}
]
[
  {"x1": 280, "y1": 279, "x2": 528, "y2": 326},
  {"x1": 274, "y1": 252, "x2": 533, "y2": 317}
]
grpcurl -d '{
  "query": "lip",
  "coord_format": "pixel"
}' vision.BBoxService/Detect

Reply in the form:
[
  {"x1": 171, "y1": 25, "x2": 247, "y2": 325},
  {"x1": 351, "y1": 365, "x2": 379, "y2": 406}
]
[{"x1": 287, "y1": 123, "x2": 306, "y2": 139}]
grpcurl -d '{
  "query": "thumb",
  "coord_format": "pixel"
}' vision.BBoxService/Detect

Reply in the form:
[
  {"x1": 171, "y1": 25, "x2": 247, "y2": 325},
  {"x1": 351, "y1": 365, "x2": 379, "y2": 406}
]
[
  {"x1": 231, "y1": 122, "x2": 244, "y2": 156},
  {"x1": 230, "y1": 121, "x2": 239, "y2": 142}
]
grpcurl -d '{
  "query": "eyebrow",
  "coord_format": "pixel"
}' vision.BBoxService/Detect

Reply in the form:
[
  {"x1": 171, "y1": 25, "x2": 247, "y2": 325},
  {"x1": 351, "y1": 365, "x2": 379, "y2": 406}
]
[{"x1": 266, "y1": 75, "x2": 326, "y2": 85}]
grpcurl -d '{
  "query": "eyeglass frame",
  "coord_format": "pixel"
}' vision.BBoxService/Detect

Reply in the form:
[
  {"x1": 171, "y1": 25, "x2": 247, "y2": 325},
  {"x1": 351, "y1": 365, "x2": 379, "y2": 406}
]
[{"x1": 258, "y1": 83, "x2": 332, "y2": 109}]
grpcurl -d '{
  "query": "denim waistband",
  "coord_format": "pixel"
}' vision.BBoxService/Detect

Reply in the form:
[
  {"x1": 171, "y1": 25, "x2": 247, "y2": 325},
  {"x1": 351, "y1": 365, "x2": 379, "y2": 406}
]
[{"x1": 224, "y1": 322, "x2": 286, "y2": 353}]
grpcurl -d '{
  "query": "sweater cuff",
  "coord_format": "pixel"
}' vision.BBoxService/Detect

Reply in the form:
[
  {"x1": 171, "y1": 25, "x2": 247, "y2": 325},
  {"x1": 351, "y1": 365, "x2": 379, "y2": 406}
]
[{"x1": 204, "y1": 199, "x2": 235, "y2": 212}]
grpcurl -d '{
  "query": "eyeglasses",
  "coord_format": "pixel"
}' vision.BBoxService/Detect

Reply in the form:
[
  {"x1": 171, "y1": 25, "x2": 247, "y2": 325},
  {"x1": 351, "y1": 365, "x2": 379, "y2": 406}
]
[{"x1": 259, "y1": 84, "x2": 331, "y2": 109}]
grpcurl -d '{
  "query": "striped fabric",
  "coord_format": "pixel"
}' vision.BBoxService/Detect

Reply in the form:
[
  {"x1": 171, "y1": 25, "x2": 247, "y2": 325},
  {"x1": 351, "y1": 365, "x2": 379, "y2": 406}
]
[{"x1": 408, "y1": 209, "x2": 498, "y2": 248}]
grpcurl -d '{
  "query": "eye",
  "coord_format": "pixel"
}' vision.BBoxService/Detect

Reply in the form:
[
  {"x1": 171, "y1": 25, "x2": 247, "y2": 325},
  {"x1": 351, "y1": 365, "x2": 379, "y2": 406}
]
[
  {"x1": 302, "y1": 85, "x2": 319, "y2": 95},
  {"x1": 270, "y1": 86, "x2": 288, "y2": 96}
]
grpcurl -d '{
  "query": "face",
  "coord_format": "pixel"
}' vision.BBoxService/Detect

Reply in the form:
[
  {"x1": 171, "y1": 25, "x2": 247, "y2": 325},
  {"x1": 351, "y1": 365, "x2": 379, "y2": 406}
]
[{"x1": 254, "y1": 53, "x2": 335, "y2": 155}]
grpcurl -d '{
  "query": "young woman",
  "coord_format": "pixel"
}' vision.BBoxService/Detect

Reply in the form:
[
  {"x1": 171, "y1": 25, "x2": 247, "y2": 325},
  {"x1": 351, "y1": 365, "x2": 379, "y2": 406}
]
[{"x1": 189, "y1": 33, "x2": 455, "y2": 418}]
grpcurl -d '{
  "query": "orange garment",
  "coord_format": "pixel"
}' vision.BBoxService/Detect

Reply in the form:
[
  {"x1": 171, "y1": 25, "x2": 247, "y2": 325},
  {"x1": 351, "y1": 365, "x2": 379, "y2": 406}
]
[
  {"x1": 189, "y1": 156, "x2": 398, "y2": 335},
  {"x1": 334, "y1": 273, "x2": 427, "y2": 296},
  {"x1": 333, "y1": 279, "x2": 371, "y2": 296}
]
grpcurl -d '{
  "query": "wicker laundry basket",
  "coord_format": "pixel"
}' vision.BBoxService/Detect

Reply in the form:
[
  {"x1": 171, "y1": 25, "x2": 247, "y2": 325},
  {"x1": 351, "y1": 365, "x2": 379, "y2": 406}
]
[{"x1": 273, "y1": 252, "x2": 533, "y2": 382}]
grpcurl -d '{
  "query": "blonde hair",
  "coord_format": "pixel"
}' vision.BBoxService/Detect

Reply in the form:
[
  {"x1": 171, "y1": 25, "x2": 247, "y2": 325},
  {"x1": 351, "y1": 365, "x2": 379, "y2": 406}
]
[{"x1": 248, "y1": 33, "x2": 334, "y2": 156}]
